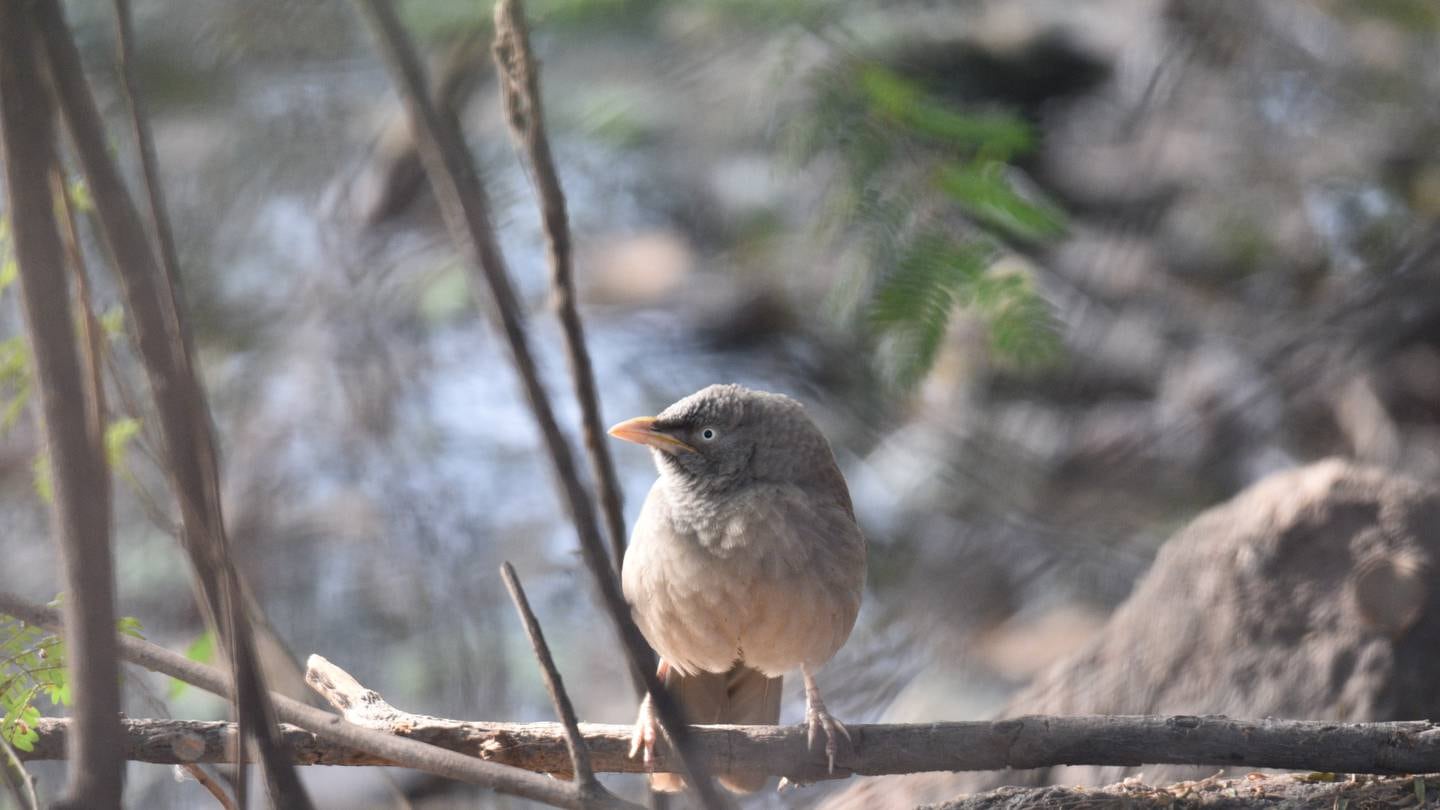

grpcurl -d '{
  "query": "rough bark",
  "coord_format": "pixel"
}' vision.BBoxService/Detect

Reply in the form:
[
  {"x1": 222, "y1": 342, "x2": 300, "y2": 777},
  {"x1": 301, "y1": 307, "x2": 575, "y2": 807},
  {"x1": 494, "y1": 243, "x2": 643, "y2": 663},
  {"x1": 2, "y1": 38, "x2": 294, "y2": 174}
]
[{"x1": 0, "y1": 9, "x2": 123, "y2": 808}]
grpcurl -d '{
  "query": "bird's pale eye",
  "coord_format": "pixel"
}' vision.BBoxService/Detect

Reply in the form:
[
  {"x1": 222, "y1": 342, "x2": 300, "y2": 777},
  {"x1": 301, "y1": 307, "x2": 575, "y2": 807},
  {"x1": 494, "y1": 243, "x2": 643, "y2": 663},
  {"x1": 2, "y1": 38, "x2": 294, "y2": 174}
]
[{"x1": 699, "y1": 427, "x2": 718, "y2": 441}]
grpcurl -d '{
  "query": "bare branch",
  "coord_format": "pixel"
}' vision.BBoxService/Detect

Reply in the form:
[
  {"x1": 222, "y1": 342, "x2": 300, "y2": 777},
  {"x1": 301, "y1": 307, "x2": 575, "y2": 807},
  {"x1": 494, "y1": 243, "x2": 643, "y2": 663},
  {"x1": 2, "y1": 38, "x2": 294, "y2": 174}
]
[
  {"x1": 0, "y1": 592, "x2": 640, "y2": 810},
  {"x1": 492, "y1": 0, "x2": 630, "y2": 577},
  {"x1": 0, "y1": 11, "x2": 123, "y2": 808},
  {"x1": 499, "y1": 564, "x2": 600, "y2": 791},
  {"x1": 179, "y1": 764, "x2": 238, "y2": 810},
  {"x1": 22, "y1": 710, "x2": 1440, "y2": 783},
  {"x1": 29, "y1": 1, "x2": 312, "y2": 805},
  {"x1": 347, "y1": 3, "x2": 725, "y2": 808},
  {"x1": 50, "y1": 164, "x2": 107, "y2": 446},
  {"x1": 110, "y1": 0, "x2": 184, "y2": 297}
]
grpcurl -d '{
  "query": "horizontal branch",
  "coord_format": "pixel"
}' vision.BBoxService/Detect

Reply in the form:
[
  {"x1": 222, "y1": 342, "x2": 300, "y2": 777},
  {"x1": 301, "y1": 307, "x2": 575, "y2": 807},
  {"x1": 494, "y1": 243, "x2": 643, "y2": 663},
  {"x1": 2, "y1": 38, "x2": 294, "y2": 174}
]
[
  {"x1": 0, "y1": 592, "x2": 629, "y2": 809},
  {"x1": 19, "y1": 715, "x2": 1440, "y2": 781}
]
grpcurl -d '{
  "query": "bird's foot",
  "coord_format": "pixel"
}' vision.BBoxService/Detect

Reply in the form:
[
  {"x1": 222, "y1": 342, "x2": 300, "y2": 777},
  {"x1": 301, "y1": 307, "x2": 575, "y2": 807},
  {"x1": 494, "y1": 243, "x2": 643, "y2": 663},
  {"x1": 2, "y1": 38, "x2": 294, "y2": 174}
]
[
  {"x1": 628, "y1": 694, "x2": 658, "y2": 766},
  {"x1": 803, "y1": 688, "x2": 850, "y2": 773}
]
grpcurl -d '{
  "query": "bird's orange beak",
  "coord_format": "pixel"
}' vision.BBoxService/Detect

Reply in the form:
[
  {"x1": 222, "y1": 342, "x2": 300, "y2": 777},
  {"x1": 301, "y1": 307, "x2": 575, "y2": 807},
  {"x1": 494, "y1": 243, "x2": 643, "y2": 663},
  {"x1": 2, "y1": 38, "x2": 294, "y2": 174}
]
[{"x1": 607, "y1": 416, "x2": 696, "y2": 455}]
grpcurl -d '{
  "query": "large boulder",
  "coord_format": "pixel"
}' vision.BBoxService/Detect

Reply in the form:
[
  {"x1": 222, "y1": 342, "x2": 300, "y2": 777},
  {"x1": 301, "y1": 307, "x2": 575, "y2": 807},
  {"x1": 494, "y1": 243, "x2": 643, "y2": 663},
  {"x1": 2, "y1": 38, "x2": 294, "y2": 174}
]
[{"x1": 827, "y1": 460, "x2": 1440, "y2": 807}]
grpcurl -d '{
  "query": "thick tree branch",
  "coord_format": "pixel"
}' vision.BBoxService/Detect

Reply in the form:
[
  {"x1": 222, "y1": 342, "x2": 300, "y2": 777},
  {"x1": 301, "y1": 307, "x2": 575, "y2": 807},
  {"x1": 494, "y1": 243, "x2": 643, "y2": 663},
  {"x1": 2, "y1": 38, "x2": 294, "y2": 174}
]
[
  {"x1": 348, "y1": 3, "x2": 724, "y2": 808},
  {"x1": 0, "y1": 11, "x2": 123, "y2": 808},
  {"x1": 19, "y1": 713, "x2": 1440, "y2": 781},
  {"x1": 0, "y1": 592, "x2": 638, "y2": 810}
]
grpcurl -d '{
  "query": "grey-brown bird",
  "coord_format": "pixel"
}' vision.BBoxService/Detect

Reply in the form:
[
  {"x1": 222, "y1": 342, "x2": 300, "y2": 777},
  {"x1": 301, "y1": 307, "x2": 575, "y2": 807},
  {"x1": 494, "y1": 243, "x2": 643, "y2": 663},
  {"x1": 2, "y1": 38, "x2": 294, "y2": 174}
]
[{"x1": 608, "y1": 384, "x2": 867, "y2": 792}]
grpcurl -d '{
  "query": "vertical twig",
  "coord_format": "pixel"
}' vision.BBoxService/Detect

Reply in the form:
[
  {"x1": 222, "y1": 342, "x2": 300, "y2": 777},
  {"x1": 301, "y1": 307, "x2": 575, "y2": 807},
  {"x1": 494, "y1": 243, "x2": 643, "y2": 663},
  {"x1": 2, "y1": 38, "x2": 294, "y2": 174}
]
[
  {"x1": 51, "y1": 165, "x2": 108, "y2": 451},
  {"x1": 29, "y1": 1, "x2": 313, "y2": 806},
  {"x1": 499, "y1": 563, "x2": 600, "y2": 793},
  {"x1": 349, "y1": 4, "x2": 726, "y2": 808},
  {"x1": 0, "y1": 10, "x2": 123, "y2": 808},
  {"x1": 111, "y1": 0, "x2": 185, "y2": 299},
  {"x1": 492, "y1": 0, "x2": 629, "y2": 577}
]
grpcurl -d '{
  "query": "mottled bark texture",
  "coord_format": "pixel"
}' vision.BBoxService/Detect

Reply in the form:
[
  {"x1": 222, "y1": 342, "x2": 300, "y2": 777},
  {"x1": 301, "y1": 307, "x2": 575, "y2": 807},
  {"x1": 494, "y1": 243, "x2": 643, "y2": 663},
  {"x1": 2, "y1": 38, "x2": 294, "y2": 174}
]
[{"x1": 827, "y1": 460, "x2": 1440, "y2": 809}]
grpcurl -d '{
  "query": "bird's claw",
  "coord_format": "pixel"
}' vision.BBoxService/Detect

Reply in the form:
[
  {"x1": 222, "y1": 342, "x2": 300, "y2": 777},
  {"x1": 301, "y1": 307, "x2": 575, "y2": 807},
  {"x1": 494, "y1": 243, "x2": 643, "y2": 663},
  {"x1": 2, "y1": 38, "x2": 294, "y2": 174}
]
[
  {"x1": 628, "y1": 696, "x2": 658, "y2": 767},
  {"x1": 804, "y1": 695, "x2": 850, "y2": 773}
]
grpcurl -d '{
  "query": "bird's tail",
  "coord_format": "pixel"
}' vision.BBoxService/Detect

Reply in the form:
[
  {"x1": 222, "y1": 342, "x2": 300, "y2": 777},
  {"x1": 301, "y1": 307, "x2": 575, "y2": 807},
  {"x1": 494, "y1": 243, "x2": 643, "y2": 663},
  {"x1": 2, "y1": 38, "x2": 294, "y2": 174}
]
[{"x1": 650, "y1": 664, "x2": 782, "y2": 794}]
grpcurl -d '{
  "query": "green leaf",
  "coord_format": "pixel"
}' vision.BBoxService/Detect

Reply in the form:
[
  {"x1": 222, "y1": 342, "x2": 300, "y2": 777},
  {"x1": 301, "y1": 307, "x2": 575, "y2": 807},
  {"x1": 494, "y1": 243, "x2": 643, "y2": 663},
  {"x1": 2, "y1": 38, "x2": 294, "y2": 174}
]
[
  {"x1": 116, "y1": 616, "x2": 145, "y2": 640},
  {"x1": 0, "y1": 256, "x2": 15, "y2": 292},
  {"x1": 868, "y1": 232, "x2": 992, "y2": 387},
  {"x1": 66, "y1": 177, "x2": 93, "y2": 213},
  {"x1": 170, "y1": 630, "x2": 215, "y2": 699},
  {"x1": 31, "y1": 453, "x2": 51, "y2": 505},
  {"x1": 938, "y1": 162, "x2": 1066, "y2": 242},
  {"x1": 859, "y1": 65, "x2": 1034, "y2": 157},
  {"x1": 99, "y1": 307, "x2": 125, "y2": 340},
  {"x1": 104, "y1": 418, "x2": 142, "y2": 471}
]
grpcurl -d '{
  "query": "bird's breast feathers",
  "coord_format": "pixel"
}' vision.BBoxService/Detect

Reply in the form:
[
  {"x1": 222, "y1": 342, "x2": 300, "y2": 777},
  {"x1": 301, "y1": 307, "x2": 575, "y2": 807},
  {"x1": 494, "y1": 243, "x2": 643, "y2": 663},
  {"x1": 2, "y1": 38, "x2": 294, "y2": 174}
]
[{"x1": 622, "y1": 479, "x2": 865, "y2": 676}]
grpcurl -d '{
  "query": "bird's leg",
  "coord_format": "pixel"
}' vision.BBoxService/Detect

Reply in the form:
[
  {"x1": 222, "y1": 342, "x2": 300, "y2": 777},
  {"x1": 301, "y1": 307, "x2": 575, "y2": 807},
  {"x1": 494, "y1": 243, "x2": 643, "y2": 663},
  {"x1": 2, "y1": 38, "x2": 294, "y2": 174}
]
[
  {"x1": 628, "y1": 658, "x2": 671, "y2": 765},
  {"x1": 801, "y1": 664, "x2": 850, "y2": 773}
]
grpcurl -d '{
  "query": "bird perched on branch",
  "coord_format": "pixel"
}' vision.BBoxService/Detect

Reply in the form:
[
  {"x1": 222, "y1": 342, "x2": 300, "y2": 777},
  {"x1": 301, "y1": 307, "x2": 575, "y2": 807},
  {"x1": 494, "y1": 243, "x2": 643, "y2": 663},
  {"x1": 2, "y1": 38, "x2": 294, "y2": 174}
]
[{"x1": 609, "y1": 384, "x2": 867, "y2": 792}]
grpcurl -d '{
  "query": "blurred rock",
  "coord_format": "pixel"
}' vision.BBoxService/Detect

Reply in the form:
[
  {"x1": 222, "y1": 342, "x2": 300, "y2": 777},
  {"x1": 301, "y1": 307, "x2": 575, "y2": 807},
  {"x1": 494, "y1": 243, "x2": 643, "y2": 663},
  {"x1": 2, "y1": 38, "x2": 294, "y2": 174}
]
[
  {"x1": 577, "y1": 230, "x2": 696, "y2": 307},
  {"x1": 974, "y1": 605, "x2": 1106, "y2": 682},
  {"x1": 824, "y1": 460, "x2": 1440, "y2": 808}
]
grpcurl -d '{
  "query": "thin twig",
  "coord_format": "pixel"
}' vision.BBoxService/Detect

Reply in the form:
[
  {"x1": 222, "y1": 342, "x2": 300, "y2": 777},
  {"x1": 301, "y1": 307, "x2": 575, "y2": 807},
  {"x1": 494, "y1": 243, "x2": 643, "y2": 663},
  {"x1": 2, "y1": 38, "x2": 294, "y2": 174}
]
[
  {"x1": 492, "y1": 0, "x2": 630, "y2": 577},
  {"x1": 110, "y1": 0, "x2": 185, "y2": 302},
  {"x1": 0, "y1": 11, "x2": 123, "y2": 808},
  {"x1": 348, "y1": 3, "x2": 725, "y2": 808},
  {"x1": 30, "y1": 2, "x2": 312, "y2": 805},
  {"x1": 181, "y1": 764, "x2": 239, "y2": 810},
  {"x1": 51, "y1": 165, "x2": 108, "y2": 448},
  {"x1": 0, "y1": 592, "x2": 640, "y2": 810},
  {"x1": 499, "y1": 563, "x2": 600, "y2": 792},
  {"x1": 0, "y1": 735, "x2": 40, "y2": 810}
]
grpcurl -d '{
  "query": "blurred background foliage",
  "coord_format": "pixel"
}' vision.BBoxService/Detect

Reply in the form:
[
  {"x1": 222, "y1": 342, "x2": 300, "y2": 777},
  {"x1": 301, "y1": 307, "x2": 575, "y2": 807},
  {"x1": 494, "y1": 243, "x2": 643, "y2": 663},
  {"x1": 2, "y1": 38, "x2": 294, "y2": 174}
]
[{"x1": 2, "y1": 0, "x2": 1440, "y2": 806}]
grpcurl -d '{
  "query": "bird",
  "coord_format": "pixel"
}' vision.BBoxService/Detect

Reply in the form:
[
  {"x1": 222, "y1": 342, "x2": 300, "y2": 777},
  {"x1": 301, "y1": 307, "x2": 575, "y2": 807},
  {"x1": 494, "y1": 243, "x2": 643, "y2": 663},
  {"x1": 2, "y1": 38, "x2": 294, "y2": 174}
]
[{"x1": 608, "y1": 383, "x2": 867, "y2": 792}]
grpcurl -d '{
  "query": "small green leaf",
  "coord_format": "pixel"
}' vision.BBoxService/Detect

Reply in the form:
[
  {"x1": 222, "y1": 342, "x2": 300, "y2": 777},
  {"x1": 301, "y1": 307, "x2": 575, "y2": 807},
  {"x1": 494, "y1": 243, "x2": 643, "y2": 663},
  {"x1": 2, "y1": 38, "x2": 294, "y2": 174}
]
[
  {"x1": 31, "y1": 453, "x2": 51, "y2": 505},
  {"x1": 0, "y1": 257, "x2": 15, "y2": 291},
  {"x1": 104, "y1": 418, "x2": 142, "y2": 471},
  {"x1": 67, "y1": 177, "x2": 93, "y2": 213},
  {"x1": 99, "y1": 308, "x2": 125, "y2": 339},
  {"x1": 859, "y1": 66, "x2": 1033, "y2": 157},
  {"x1": 184, "y1": 630, "x2": 214, "y2": 665},
  {"x1": 116, "y1": 616, "x2": 145, "y2": 640},
  {"x1": 170, "y1": 630, "x2": 215, "y2": 699},
  {"x1": 938, "y1": 162, "x2": 1066, "y2": 242}
]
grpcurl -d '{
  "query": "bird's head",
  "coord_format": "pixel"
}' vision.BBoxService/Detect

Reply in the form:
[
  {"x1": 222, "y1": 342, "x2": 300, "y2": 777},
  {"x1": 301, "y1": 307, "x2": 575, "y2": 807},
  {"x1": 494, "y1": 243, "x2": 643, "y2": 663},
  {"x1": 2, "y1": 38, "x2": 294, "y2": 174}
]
[{"x1": 608, "y1": 384, "x2": 832, "y2": 494}]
